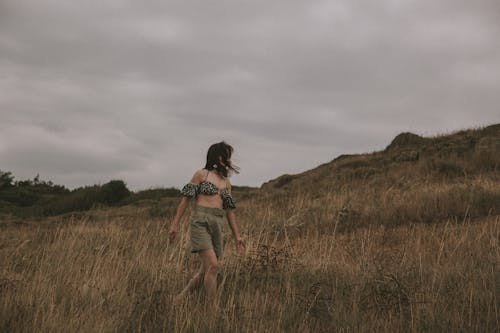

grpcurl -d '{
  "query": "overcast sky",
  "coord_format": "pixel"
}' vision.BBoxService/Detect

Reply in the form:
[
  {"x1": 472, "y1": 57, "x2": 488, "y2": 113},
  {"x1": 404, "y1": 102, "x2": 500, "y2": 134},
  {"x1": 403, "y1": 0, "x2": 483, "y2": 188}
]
[{"x1": 1, "y1": 0, "x2": 499, "y2": 190}]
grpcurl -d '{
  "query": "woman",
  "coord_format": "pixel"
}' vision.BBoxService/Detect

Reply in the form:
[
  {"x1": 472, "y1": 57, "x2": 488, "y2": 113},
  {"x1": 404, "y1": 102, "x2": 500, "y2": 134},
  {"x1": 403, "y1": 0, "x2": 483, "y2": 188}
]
[{"x1": 168, "y1": 141, "x2": 245, "y2": 310}]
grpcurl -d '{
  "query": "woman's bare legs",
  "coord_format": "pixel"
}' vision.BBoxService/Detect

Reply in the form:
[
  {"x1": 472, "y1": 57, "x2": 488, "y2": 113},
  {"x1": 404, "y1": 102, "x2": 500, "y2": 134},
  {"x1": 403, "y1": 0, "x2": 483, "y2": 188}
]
[
  {"x1": 173, "y1": 265, "x2": 204, "y2": 305},
  {"x1": 199, "y1": 248, "x2": 220, "y2": 310},
  {"x1": 173, "y1": 248, "x2": 220, "y2": 309}
]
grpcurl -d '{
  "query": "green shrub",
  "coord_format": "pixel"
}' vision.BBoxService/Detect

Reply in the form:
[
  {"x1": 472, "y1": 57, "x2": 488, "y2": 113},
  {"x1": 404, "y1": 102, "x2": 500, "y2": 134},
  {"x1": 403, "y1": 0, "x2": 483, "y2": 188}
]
[{"x1": 100, "y1": 180, "x2": 130, "y2": 204}]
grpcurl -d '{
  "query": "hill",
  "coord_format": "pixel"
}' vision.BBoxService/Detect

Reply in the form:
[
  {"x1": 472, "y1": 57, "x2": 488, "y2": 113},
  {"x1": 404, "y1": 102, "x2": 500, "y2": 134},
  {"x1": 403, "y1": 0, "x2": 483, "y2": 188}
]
[
  {"x1": 261, "y1": 123, "x2": 499, "y2": 192},
  {"x1": 248, "y1": 123, "x2": 499, "y2": 233},
  {"x1": 0, "y1": 123, "x2": 498, "y2": 332}
]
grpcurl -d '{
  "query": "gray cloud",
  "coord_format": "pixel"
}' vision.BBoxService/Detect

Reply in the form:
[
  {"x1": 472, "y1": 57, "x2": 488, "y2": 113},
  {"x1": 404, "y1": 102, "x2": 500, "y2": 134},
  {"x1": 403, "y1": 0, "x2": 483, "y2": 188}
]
[{"x1": 1, "y1": 0, "x2": 499, "y2": 190}]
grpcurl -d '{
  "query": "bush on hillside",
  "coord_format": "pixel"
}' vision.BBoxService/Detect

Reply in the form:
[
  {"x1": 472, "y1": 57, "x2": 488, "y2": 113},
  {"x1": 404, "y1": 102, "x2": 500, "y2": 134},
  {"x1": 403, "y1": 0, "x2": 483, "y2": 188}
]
[
  {"x1": 0, "y1": 171, "x2": 70, "y2": 207},
  {"x1": 41, "y1": 180, "x2": 131, "y2": 216},
  {"x1": 0, "y1": 171, "x2": 14, "y2": 189},
  {"x1": 100, "y1": 180, "x2": 131, "y2": 205},
  {"x1": 274, "y1": 174, "x2": 298, "y2": 188},
  {"x1": 0, "y1": 173, "x2": 132, "y2": 217}
]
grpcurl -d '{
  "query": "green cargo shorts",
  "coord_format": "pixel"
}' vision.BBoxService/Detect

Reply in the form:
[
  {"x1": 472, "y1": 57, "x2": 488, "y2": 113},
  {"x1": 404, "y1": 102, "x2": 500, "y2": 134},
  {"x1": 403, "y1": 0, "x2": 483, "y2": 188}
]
[{"x1": 190, "y1": 205, "x2": 225, "y2": 259}]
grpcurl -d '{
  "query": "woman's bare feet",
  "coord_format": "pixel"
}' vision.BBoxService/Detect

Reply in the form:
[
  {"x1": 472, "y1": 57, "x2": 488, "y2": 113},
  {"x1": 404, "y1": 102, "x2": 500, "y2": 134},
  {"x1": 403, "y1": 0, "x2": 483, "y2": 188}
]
[{"x1": 173, "y1": 267, "x2": 204, "y2": 307}]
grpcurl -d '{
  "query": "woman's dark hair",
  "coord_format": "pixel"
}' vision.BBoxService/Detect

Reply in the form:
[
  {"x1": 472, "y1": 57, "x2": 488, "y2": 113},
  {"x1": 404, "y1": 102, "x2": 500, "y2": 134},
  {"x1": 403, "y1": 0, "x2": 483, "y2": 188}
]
[{"x1": 204, "y1": 141, "x2": 240, "y2": 178}]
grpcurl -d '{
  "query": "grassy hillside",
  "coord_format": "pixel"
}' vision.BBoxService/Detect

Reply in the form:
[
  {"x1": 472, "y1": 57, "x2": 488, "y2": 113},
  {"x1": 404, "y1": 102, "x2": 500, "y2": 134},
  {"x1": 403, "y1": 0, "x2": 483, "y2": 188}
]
[
  {"x1": 262, "y1": 123, "x2": 499, "y2": 193},
  {"x1": 252, "y1": 124, "x2": 499, "y2": 232},
  {"x1": 0, "y1": 123, "x2": 498, "y2": 332}
]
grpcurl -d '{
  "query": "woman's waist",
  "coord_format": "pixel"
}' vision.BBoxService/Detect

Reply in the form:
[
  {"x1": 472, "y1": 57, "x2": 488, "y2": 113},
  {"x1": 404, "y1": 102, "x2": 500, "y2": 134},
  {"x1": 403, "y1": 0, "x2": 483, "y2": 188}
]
[
  {"x1": 193, "y1": 203, "x2": 225, "y2": 216},
  {"x1": 195, "y1": 195, "x2": 222, "y2": 205}
]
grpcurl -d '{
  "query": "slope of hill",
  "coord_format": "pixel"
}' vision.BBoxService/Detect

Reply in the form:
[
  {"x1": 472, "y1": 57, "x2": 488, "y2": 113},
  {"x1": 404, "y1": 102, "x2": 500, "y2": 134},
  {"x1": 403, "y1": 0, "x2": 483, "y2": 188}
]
[
  {"x1": 261, "y1": 123, "x2": 499, "y2": 193},
  {"x1": 244, "y1": 123, "x2": 499, "y2": 234}
]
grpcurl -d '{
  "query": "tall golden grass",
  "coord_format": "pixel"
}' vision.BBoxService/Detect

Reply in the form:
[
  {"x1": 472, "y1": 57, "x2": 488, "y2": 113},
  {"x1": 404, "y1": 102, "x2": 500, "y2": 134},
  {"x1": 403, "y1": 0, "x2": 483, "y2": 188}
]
[
  {"x1": 1, "y1": 181, "x2": 498, "y2": 332},
  {"x1": 1, "y1": 125, "x2": 499, "y2": 332}
]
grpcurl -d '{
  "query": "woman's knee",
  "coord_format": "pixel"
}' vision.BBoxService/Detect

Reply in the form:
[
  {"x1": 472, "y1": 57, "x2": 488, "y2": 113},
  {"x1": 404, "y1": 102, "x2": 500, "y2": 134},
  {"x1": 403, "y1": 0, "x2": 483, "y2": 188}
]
[
  {"x1": 205, "y1": 262, "x2": 220, "y2": 276},
  {"x1": 199, "y1": 249, "x2": 220, "y2": 274}
]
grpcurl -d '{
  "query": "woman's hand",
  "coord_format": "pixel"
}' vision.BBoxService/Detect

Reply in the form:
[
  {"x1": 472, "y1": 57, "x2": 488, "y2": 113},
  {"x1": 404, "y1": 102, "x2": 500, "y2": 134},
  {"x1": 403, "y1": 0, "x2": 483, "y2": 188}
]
[
  {"x1": 168, "y1": 223, "x2": 179, "y2": 241},
  {"x1": 235, "y1": 237, "x2": 246, "y2": 255}
]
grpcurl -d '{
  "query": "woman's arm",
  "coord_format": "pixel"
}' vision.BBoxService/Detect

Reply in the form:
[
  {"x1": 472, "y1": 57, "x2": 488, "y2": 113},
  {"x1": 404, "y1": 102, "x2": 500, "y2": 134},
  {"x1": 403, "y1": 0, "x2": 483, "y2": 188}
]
[
  {"x1": 226, "y1": 209, "x2": 245, "y2": 254},
  {"x1": 168, "y1": 169, "x2": 204, "y2": 240},
  {"x1": 225, "y1": 179, "x2": 245, "y2": 254},
  {"x1": 168, "y1": 196, "x2": 190, "y2": 240}
]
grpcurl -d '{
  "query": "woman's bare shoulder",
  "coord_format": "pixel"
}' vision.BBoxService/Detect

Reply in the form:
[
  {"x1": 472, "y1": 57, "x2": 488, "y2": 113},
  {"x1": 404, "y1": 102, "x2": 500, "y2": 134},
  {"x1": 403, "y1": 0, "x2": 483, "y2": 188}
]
[{"x1": 190, "y1": 168, "x2": 206, "y2": 183}]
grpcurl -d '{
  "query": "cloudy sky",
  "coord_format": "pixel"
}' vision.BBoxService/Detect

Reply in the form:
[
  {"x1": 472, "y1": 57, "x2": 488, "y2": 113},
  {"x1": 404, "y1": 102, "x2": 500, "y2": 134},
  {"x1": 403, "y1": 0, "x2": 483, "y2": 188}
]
[{"x1": 1, "y1": 0, "x2": 499, "y2": 190}]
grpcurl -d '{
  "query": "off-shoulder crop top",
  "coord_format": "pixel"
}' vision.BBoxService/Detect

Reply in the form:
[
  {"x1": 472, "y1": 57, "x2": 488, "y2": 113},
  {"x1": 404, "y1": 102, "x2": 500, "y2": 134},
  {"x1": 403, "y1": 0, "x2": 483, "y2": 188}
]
[{"x1": 180, "y1": 170, "x2": 236, "y2": 210}]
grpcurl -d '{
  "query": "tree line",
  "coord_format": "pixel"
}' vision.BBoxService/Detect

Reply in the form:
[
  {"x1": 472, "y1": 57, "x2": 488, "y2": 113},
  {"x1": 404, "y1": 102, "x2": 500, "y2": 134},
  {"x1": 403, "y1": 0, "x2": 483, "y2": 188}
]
[{"x1": 0, "y1": 170, "x2": 179, "y2": 218}]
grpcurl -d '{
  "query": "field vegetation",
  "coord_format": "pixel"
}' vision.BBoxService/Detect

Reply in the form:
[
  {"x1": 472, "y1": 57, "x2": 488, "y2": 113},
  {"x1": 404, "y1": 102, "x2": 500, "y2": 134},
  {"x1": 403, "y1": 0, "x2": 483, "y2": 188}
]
[{"x1": 0, "y1": 124, "x2": 499, "y2": 332}]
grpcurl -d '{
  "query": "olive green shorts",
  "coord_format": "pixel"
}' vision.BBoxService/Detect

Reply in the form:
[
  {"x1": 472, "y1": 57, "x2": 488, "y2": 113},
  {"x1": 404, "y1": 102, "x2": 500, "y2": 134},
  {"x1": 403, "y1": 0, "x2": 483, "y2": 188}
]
[{"x1": 190, "y1": 205, "x2": 225, "y2": 259}]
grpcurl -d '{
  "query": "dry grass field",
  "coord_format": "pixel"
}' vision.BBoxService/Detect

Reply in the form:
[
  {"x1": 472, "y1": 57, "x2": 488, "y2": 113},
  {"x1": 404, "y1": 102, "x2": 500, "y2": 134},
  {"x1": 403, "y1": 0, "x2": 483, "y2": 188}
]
[{"x1": 1, "y1": 125, "x2": 499, "y2": 332}]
